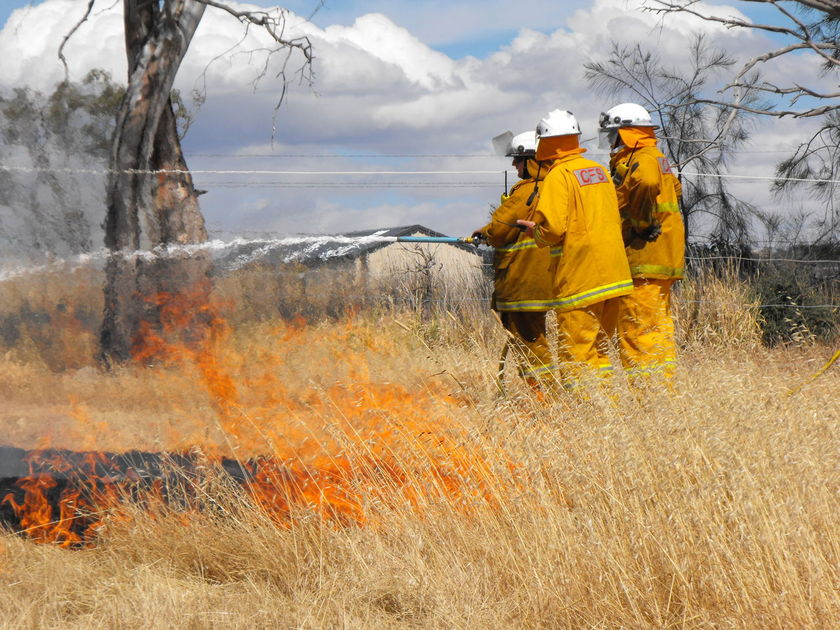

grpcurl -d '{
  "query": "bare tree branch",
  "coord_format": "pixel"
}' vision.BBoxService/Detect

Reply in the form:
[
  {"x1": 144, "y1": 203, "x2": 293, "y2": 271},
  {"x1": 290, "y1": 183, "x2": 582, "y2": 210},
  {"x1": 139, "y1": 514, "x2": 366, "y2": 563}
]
[
  {"x1": 191, "y1": 0, "x2": 317, "y2": 141},
  {"x1": 585, "y1": 34, "x2": 756, "y2": 243},
  {"x1": 197, "y1": 0, "x2": 314, "y2": 68},
  {"x1": 692, "y1": 98, "x2": 839, "y2": 118},
  {"x1": 726, "y1": 80, "x2": 840, "y2": 100},
  {"x1": 57, "y1": 0, "x2": 96, "y2": 80},
  {"x1": 741, "y1": 0, "x2": 840, "y2": 20},
  {"x1": 644, "y1": 1, "x2": 840, "y2": 118}
]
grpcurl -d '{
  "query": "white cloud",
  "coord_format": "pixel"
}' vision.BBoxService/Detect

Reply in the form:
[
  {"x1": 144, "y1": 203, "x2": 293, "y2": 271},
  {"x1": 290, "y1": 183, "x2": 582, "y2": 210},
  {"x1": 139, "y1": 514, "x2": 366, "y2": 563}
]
[
  {"x1": 0, "y1": 0, "x2": 126, "y2": 88},
  {"x1": 322, "y1": 14, "x2": 456, "y2": 90},
  {"x1": 279, "y1": 0, "x2": 595, "y2": 49},
  {"x1": 0, "y1": 0, "x2": 830, "y2": 244}
]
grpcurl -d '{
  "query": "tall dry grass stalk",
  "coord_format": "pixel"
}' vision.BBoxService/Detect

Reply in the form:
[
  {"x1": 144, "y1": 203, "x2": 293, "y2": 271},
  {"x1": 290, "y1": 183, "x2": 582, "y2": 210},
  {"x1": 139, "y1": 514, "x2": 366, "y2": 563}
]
[
  {"x1": 674, "y1": 265, "x2": 763, "y2": 351},
  {"x1": 1, "y1": 266, "x2": 838, "y2": 629}
]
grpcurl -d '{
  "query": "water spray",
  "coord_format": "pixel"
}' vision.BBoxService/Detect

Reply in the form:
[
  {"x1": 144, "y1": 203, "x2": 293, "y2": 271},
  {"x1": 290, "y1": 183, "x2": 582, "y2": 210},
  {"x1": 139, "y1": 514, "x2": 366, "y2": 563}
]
[{"x1": 0, "y1": 231, "x2": 485, "y2": 282}]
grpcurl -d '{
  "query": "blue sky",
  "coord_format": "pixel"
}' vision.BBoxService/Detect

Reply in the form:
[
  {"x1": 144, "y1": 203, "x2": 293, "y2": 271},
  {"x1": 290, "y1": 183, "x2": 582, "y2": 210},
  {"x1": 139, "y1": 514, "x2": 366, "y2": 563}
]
[
  {"x1": 0, "y1": 0, "x2": 829, "y2": 247},
  {"x1": 0, "y1": 0, "x2": 590, "y2": 59}
]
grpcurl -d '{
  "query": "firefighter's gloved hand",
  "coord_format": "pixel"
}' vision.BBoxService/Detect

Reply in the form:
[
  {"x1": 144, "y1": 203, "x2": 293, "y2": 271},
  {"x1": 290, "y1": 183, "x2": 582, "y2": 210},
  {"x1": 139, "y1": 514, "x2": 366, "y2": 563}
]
[
  {"x1": 638, "y1": 222, "x2": 662, "y2": 242},
  {"x1": 471, "y1": 230, "x2": 487, "y2": 245}
]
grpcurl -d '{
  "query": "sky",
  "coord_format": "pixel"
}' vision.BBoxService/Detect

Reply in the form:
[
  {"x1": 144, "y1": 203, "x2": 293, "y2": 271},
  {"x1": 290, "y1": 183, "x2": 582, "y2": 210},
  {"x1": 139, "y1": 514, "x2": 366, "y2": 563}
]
[{"x1": 0, "y1": 0, "x2": 831, "y2": 248}]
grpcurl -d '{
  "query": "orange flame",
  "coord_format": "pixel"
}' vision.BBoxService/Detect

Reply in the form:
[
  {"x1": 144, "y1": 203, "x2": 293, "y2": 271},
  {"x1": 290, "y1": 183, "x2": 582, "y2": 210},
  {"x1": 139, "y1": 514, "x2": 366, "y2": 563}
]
[{"x1": 4, "y1": 287, "x2": 514, "y2": 546}]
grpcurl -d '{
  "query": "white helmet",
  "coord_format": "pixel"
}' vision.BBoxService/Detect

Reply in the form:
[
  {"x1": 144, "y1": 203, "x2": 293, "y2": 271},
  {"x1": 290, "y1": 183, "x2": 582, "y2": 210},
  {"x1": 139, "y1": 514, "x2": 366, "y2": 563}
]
[
  {"x1": 491, "y1": 130, "x2": 537, "y2": 157},
  {"x1": 506, "y1": 131, "x2": 537, "y2": 157},
  {"x1": 535, "y1": 109, "x2": 581, "y2": 138},
  {"x1": 598, "y1": 102, "x2": 657, "y2": 149}
]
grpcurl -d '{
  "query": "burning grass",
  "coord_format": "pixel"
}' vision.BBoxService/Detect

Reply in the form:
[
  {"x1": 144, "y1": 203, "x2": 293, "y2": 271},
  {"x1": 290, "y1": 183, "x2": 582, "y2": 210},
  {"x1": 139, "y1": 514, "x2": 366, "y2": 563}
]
[
  {"x1": 0, "y1": 270, "x2": 838, "y2": 628},
  {"x1": 2, "y1": 303, "x2": 510, "y2": 544}
]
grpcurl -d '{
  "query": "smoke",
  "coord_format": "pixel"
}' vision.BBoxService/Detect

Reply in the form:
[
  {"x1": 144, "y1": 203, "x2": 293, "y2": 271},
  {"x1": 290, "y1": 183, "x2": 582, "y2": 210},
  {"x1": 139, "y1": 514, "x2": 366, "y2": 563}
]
[{"x1": 0, "y1": 73, "x2": 118, "y2": 267}]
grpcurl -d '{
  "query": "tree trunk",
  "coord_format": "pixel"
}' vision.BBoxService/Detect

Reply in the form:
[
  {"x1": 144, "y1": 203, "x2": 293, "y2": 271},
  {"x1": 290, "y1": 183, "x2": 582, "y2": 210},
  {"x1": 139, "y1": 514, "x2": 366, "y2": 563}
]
[{"x1": 100, "y1": 0, "x2": 209, "y2": 363}]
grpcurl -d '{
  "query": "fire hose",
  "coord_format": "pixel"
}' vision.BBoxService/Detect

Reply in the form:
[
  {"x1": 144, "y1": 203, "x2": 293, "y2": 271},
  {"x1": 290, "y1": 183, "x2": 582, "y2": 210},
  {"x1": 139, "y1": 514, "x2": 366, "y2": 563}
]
[
  {"x1": 786, "y1": 346, "x2": 840, "y2": 397},
  {"x1": 383, "y1": 235, "x2": 485, "y2": 245}
]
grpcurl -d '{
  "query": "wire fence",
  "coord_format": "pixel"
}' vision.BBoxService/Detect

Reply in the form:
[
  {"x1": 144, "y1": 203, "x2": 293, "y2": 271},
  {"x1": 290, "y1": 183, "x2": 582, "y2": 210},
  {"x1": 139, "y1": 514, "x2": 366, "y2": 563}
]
[
  {"x1": 2, "y1": 244, "x2": 836, "y2": 311},
  {"x1": 1, "y1": 239, "x2": 836, "y2": 359},
  {"x1": 1, "y1": 156, "x2": 837, "y2": 329},
  {"x1": 3, "y1": 162, "x2": 840, "y2": 186}
]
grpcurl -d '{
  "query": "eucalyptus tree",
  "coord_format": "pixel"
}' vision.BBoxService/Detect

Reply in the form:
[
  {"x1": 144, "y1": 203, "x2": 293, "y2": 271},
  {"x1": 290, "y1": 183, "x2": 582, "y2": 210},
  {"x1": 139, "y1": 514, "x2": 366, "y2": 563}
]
[{"x1": 61, "y1": 0, "x2": 315, "y2": 362}]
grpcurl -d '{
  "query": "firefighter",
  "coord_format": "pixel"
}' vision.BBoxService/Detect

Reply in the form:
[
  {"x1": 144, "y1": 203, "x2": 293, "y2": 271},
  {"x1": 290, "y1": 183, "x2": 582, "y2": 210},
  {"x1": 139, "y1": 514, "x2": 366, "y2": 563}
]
[
  {"x1": 474, "y1": 131, "x2": 556, "y2": 391},
  {"x1": 598, "y1": 102, "x2": 685, "y2": 380},
  {"x1": 517, "y1": 109, "x2": 633, "y2": 389}
]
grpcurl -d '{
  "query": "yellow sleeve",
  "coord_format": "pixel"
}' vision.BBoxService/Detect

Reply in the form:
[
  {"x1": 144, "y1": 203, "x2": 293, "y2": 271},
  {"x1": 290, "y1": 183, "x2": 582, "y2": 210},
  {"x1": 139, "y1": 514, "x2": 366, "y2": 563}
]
[
  {"x1": 672, "y1": 174, "x2": 682, "y2": 199},
  {"x1": 623, "y1": 153, "x2": 660, "y2": 230},
  {"x1": 530, "y1": 169, "x2": 569, "y2": 247},
  {"x1": 481, "y1": 181, "x2": 536, "y2": 248}
]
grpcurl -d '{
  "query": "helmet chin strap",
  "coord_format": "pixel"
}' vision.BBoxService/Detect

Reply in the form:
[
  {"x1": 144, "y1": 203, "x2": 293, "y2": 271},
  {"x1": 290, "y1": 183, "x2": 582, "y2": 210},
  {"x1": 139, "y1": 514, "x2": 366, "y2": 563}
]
[
  {"x1": 526, "y1": 162, "x2": 542, "y2": 206},
  {"x1": 610, "y1": 132, "x2": 626, "y2": 155}
]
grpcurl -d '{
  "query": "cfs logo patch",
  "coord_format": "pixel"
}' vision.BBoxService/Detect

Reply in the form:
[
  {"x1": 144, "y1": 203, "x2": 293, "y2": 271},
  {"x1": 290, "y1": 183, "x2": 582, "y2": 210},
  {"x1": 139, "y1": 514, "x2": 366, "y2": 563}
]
[
  {"x1": 573, "y1": 166, "x2": 608, "y2": 187},
  {"x1": 658, "y1": 157, "x2": 673, "y2": 174}
]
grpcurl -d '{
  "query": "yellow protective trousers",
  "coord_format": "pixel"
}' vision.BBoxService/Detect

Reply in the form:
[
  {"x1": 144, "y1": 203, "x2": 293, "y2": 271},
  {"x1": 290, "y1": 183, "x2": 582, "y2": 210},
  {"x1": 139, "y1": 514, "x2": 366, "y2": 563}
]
[
  {"x1": 608, "y1": 278, "x2": 677, "y2": 379},
  {"x1": 554, "y1": 301, "x2": 615, "y2": 389},
  {"x1": 501, "y1": 311, "x2": 555, "y2": 384}
]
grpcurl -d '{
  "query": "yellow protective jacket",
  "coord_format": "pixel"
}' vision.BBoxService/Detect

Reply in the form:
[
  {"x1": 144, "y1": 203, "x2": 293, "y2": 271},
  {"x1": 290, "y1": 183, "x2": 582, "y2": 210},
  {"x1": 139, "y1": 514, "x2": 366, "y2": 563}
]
[
  {"x1": 611, "y1": 128, "x2": 685, "y2": 279},
  {"x1": 478, "y1": 159, "x2": 557, "y2": 311},
  {"x1": 531, "y1": 151, "x2": 633, "y2": 312}
]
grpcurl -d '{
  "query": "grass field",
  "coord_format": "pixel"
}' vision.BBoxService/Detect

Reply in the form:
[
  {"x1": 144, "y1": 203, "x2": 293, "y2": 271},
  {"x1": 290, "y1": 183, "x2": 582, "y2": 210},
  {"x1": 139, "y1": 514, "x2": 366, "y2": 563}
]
[{"x1": 0, "y1": 266, "x2": 838, "y2": 629}]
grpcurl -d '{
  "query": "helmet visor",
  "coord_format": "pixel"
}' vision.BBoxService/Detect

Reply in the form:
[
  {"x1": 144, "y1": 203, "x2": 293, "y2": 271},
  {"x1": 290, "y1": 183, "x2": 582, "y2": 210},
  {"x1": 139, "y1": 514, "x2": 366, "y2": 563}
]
[
  {"x1": 492, "y1": 131, "x2": 514, "y2": 157},
  {"x1": 598, "y1": 127, "x2": 618, "y2": 150}
]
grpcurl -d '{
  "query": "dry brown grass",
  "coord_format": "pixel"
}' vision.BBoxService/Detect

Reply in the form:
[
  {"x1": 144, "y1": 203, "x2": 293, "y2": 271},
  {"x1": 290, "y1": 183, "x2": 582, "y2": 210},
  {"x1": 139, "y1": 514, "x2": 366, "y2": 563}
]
[
  {"x1": 674, "y1": 266, "x2": 764, "y2": 350},
  {"x1": 0, "y1": 267, "x2": 838, "y2": 629}
]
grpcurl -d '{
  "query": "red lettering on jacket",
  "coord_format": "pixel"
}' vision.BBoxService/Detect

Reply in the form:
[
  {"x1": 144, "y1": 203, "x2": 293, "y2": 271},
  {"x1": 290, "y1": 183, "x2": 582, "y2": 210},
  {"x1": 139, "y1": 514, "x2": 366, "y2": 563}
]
[{"x1": 573, "y1": 167, "x2": 608, "y2": 187}]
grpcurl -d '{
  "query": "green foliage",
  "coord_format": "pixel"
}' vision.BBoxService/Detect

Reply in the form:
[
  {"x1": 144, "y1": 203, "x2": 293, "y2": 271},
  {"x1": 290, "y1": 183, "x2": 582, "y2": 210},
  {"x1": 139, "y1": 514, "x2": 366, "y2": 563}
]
[
  {"x1": 750, "y1": 244, "x2": 840, "y2": 346},
  {"x1": 1, "y1": 68, "x2": 195, "y2": 158},
  {"x1": 687, "y1": 239, "x2": 839, "y2": 346},
  {"x1": 754, "y1": 282, "x2": 838, "y2": 347},
  {"x1": 171, "y1": 87, "x2": 205, "y2": 140},
  {"x1": 0, "y1": 69, "x2": 124, "y2": 156},
  {"x1": 47, "y1": 69, "x2": 126, "y2": 156},
  {"x1": 0, "y1": 70, "x2": 128, "y2": 258}
]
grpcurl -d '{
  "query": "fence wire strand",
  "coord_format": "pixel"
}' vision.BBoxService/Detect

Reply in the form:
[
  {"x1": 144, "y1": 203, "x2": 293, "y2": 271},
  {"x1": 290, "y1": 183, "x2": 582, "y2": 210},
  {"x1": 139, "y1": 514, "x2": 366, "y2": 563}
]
[{"x1": 4, "y1": 162, "x2": 840, "y2": 186}]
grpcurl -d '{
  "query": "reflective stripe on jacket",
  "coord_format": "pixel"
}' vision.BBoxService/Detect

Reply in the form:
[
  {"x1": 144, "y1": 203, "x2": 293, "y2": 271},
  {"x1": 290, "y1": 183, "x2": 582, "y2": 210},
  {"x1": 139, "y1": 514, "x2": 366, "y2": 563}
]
[
  {"x1": 531, "y1": 153, "x2": 633, "y2": 312},
  {"x1": 611, "y1": 141, "x2": 685, "y2": 280},
  {"x1": 479, "y1": 160, "x2": 555, "y2": 312}
]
